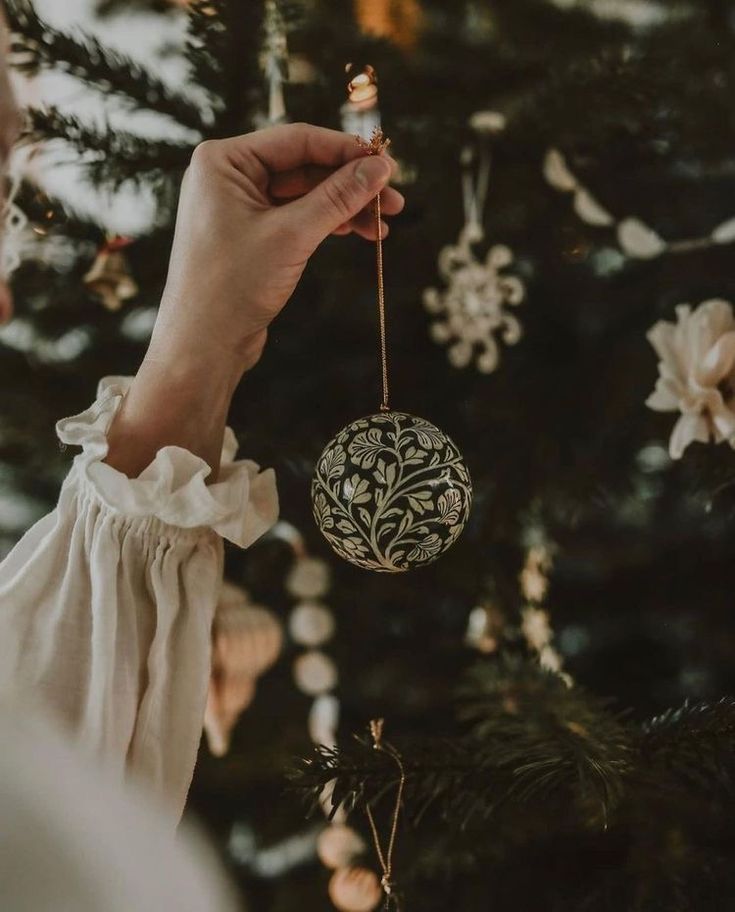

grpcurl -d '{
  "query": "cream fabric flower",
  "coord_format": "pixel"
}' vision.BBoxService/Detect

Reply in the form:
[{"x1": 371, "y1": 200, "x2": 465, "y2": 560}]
[{"x1": 646, "y1": 299, "x2": 735, "y2": 459}]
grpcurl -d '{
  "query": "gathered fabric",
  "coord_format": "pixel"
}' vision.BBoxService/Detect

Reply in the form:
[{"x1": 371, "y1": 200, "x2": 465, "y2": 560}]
[{"x1": 0, "y1": 376, "x2": 279, "y2": 822}]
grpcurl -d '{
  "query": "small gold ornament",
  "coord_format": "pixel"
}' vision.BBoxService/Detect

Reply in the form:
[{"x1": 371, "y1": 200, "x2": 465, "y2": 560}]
[
  {"x1": 342, "y1": 65, "x2": 382, "y2": 159},
  {"x1": 346, "y1": 64, "x2": 379, "y2": 109},
  {"x1": 204, "y1": 673, "x2": 256, "y2": 758},
  {"x1": 328, "y1": 867, "x2": 383, "y2": 912},
  {"x1": 203, "y1": 582, "x2": 283, "y2": 756},
  {"x1": 83, "y1": 236, "x2": 138, "y2": 312},
  {"x1": 214, "y1": 581, "x2": 283, "y2": 678},
  {"x1": 311, "y1": 107, "x2": 472, "y2": 572}
]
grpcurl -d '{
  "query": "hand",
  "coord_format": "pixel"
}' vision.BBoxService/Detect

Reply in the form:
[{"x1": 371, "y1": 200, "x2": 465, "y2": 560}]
[
  {"x1": 106, "y1": 123, "x2": 404, "y2": 480},
  {"x1": 151, "y1": 122, "x2": 404, "y2": 374}
]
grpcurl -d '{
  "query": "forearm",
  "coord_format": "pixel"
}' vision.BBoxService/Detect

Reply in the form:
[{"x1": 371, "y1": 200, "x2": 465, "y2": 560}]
[{"x1": 104, "y1": 342, "x2": 245, "y2": 481}]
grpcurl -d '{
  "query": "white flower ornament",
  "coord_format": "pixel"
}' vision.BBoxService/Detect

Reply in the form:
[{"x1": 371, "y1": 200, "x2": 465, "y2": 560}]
[{"x1": 646, "y1": 299, "x2": 735, "y2": 459}]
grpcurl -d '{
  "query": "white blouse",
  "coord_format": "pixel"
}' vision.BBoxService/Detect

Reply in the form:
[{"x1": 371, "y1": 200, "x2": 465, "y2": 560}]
[{"x1": 0, "y1": 376, "x2": 279, "y2": 821}]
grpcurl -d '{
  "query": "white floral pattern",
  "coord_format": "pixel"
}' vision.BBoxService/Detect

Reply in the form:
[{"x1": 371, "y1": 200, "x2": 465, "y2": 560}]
[{"x1": 311, "y1": 412, "x2": 472, "y2": 573}]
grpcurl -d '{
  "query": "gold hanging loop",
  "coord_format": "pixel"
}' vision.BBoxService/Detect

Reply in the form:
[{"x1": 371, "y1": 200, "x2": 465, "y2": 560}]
[
  {"x1": 356, "y1": 125, "x2": 392, "y2": 413},
  {"x1": 364, "y1": 718, "x2": 405, "y2": 910}
]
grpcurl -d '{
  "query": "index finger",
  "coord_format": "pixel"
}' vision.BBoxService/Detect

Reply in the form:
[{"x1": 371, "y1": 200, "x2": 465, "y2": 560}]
[{"x1": 223, "y1": 122, "x2": 398, "y2": 176}]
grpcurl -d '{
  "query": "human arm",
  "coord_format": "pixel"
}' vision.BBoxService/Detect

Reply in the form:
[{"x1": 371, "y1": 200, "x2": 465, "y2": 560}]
[
  {"x1": 104, "y1": 124, "x2": 402, "y2": 480},
  {"x1": 0, "y1": 122, "x2": 404, "y2": 819}
]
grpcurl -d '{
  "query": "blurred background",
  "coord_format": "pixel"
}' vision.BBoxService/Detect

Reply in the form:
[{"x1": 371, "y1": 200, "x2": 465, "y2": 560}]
[{"x1": 5, "y1": 1, "x2": 735, "y2": 910}]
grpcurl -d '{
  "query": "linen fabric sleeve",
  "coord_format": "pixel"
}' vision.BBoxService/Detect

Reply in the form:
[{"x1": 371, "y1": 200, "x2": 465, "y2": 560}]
[{"x1": 0, "y1": 376, "x2": 278, "y2": 821}]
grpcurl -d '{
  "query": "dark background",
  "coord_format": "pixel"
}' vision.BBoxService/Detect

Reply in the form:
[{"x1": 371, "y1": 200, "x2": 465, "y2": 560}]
[{"x1": 6, "y1": 1, "x2": 735, "y2": 909}]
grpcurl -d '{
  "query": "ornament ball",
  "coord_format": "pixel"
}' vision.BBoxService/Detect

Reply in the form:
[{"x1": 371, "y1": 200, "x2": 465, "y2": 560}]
[
  {"x1": 293, "y1": 650, "x2": 338, "y2": 696},
  {"x1": 289, "y1": 601, "x2": 335, "y2": 647},
  {"x1": 317, "y1": 824, "x2": 366, "y2": 870},
  {"x1": 328, "y1": 867, "x2": 382, "y2": 912},
  {"x1": 312, "y1": 411, "x2": 472, "y2": 572},
  {"x1": 286, "y1": 555, "x2": 331, "y2": 599}
]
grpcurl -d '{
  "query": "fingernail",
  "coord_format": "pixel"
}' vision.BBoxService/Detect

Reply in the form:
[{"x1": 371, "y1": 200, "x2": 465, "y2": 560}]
[{"x1": 355, "y1": 156, "x2": 392, "y2": 191}]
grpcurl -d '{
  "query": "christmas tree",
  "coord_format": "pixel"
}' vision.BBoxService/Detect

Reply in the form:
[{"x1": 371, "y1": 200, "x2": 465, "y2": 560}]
[{"x1": 5, "y1": 0, "x2": 735, "y2": 909}]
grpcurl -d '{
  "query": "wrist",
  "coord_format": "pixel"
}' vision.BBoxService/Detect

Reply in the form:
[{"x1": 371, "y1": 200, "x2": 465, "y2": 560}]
[
  {"x1": 155, "y1": 286, "x2": 269, "y2": 379},
  {"x1": 142, "y1": 341, "x2": 242, "y2": 401},
  {"x1": 105, "y1": 344, "x2": 242, "y2": 480}
]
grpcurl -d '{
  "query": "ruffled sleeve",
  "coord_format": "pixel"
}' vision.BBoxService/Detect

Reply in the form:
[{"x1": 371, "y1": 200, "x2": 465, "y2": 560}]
[
  {"x1": 56, "y1": 375, "x2": 278, "y2": 548},
  {"x1": 0, "y1": 376, "x2": 279, "y2": 823}
]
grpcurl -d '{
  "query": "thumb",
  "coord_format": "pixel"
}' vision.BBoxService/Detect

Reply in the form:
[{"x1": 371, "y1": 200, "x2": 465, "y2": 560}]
[{"x1": 290, "y1": 155, "x2": 392, "y2": 251}]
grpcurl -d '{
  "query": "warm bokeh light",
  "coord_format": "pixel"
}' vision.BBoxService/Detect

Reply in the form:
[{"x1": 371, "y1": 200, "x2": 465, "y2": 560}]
[{"x1": 354, "y1": 0, "x2": 421, "y2": 51}]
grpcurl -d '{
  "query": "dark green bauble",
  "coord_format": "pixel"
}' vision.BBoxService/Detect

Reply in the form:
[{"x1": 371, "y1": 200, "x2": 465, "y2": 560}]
[{"x1": 311, "y1": 411, "x2": 472, "y2": 572}]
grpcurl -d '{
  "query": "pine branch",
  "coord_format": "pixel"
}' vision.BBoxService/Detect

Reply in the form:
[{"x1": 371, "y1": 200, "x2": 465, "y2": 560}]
[
  {"x1": 638, "y1": 698, "x2": 735, "y2": 798},
  {"x1": 459, "y1": 657, "x2": 633, "y2": 821},
  {"x1": 6, "y1": 0, "x2": 207, "y2": 132},
  {"x1": 292, "y1": 657, "x2": 634, "y2": 830},
  {"x1": 185, "y1": 0, "x2": 227, "y2": 101},
  {"x1": 292, "y1": 734, "x2": 501, "y2": 826},
  {"x1": 184, "y1": 0, "x2": 266, "y2": 137},
  {"x1": 509, "y1": 33, "x2": 735, "y2": 167},
  {"x1": 24, "y1": 107, "x2": 192, "y2": 189},
  {"x1": 644, "y1": 697, "x2": 735, "y2": 742}
]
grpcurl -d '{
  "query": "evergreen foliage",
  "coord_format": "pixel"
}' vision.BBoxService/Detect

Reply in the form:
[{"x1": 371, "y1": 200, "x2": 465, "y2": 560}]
[{"x1": 4, "y1": 0, "x2": 735, "y2": 908}]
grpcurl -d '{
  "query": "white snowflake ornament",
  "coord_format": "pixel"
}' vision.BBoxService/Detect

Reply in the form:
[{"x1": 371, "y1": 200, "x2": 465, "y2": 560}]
[{"x1": 424, "y1": 228, "x2": 525, "y2": 374}]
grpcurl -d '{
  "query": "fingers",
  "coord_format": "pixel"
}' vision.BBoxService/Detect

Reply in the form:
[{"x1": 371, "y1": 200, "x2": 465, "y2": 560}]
[
  {"x1": 224, "y1": 122, "x2": 398, "y2": 176},
  {"x1": 272, "y1": 164, "x2": 403, "y2": 239},
  {"x1": 215, "y1": 123, "x2": 402, "y2": 247},
  {"x1": 270, "y1": 165, "x2": 405, "y2": 215},
  {"x1": 330, "y1": 218, "x2": 389, "y2": 240},
  {"x1": 349, "y1": 209, "x2": 390, "y2": 241},
  {"x1": 288, "y1": 155, "x2": 394, "y2": 251},
  {"x1": 269, "y1": 165, "x2": 327, "y2": 198}
]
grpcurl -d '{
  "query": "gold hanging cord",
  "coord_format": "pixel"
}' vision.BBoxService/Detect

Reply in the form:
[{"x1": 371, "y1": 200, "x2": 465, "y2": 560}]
[
  {"x1": 350, "y1": 62, "x2": 391, "y2": 413},
  {"x1": 364, "y1": 718, "x2": 405, "y2": 910}
]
